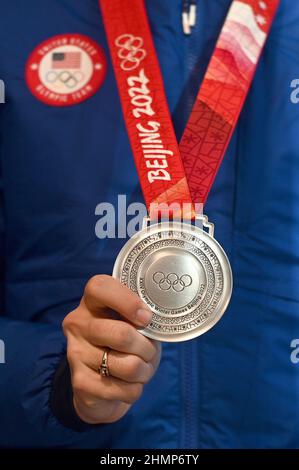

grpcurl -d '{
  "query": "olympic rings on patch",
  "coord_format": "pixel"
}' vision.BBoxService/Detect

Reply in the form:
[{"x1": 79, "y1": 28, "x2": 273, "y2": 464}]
[{"x1": 45, "y1": 70, "x2": 85, "y2": 88}]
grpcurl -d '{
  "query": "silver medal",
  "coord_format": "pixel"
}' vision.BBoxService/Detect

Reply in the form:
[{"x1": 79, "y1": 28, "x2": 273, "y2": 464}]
[{"x1": 113, "y1": 215, "x2": 233, "y2": 342}]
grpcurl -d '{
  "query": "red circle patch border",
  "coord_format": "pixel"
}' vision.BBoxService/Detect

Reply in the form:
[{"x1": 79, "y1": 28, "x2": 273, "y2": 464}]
[{"x1": 25, "y1": 33, "x2": 107, "y2": 107}]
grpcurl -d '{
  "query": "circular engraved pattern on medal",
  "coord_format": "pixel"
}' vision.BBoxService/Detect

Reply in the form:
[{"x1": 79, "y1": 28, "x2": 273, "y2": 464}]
[{"x1": 119, "y1": 230, "x2": 224, "y2": 335}]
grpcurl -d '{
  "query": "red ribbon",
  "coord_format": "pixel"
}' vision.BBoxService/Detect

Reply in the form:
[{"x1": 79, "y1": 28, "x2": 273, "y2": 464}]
[{"x1": 99, "y1": 0, "x2": 279, "y2": 216}]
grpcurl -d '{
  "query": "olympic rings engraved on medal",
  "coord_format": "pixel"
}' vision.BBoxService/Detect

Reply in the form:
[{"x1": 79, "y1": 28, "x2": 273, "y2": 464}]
[
  {"x1": 45, "y1": 70, "x2": 85, "y2": 88},
  {"x1": 153, "y1": 272, "x2": 193, "y2": 293},
  {"x1": 115, "y1": 34, "x2": 146, "y2": 71}
]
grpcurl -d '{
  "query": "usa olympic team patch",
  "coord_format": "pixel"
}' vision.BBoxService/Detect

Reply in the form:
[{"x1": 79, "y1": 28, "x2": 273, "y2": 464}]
[{"x1": 25, "y1": 34, "x2": 107, "y2": 106}]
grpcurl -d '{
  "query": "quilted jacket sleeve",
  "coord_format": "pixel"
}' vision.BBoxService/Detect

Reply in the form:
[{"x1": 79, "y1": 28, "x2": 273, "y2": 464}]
[{"x1": 0, "y1": 125, "x2": 109, "y2": 450}]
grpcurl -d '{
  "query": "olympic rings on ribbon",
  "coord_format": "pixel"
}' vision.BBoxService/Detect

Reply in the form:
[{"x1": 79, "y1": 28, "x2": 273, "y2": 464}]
[
  {"x1": 114, "y1": 34, "x2": 146, "y2": 71},
  {"x1": 153, "y1": 272, "x2": 192, "y2": 292}
]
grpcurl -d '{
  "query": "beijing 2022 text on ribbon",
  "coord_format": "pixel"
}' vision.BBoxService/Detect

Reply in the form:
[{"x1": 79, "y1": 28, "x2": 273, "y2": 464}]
[{"x1": 99, "y1": 0, "x2": 280, "y2": 342}]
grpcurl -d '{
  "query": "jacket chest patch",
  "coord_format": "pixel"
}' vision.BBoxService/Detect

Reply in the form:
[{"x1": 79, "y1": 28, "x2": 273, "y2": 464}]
[{"x1": 25, "y1": 33, "x2": 107, "y2": 106}]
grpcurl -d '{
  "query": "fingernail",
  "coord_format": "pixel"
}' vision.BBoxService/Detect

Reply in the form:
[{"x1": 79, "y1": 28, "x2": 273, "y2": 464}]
[{"x1": 136, "y1": 308, "x2": 152, "y2": 326}]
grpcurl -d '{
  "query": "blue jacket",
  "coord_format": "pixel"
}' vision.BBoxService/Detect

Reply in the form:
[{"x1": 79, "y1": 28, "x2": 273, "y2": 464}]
[{"x1": 0, "y1": 0, "x2": 298, "y2": 449}]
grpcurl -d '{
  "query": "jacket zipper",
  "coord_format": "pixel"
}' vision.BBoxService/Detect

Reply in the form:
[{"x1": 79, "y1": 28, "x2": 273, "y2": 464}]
[
  {"x1": 181, "y1": 0, "x2": 201, "y2": 449},
  {"x1": 182, "y1": 0, "x2": 198, "y2": 35},
  {"x1": 181, "y1": 340, "x2": 200, "y2": 448}
]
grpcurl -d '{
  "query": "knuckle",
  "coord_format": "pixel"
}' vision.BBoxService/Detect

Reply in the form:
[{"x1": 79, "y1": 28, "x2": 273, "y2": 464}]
[
  {"x1": 127, "y1": 383, "x2": 143, "y2": 403},
  {"x1": 146, "y1": 340, "x2": 160, "y2": 362},
  {"x1": 72, "y1": 372, "x2": 87, "y2": 395},
  {"x1": 151, "y1": 342, "x2": 162, "y2": 363},
  {"x1": 66, "y1": 342, "x2": 83, "y2": 365},
  {"x1": 84, "y1": 274, "x2": 110, "y2": 299},
  {"x1": 125, "y1": 356, "x2": 144, "y2": 380},
  {"x1": 62, "y1": 310, "x2": 78, "y2": 335},
  {"x1": 147, "y1": 363, "x2": 157, "y2": 382},
  {"x1": 79, "y1": 396, "x2": 96, "y2": 409},
  {"x1": 139, "y1": 363, "x2": 155, "y2": 383}
]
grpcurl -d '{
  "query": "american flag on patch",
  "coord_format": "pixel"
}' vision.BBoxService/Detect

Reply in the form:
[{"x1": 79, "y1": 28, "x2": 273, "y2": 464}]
[{"x1": 52, "y1": 52, "x2": 81, "y2": 69}]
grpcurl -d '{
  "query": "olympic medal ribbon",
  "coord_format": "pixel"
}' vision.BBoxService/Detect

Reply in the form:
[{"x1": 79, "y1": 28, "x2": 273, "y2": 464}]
[
  {"x1": 180, "y1": 0, "x2": 280, "y2": 204},
  {"x1": 99, "y1": 0, "x2": 194, "y2": 219},
  {"x1": 100, "y1": 0, "x2": 280, "y2": 215}
]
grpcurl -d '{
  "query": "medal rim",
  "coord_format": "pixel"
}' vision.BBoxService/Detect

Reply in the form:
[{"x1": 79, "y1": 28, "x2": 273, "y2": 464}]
[{"x1": 113, "y1": 220, "x2": 233, "y2": 342}]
